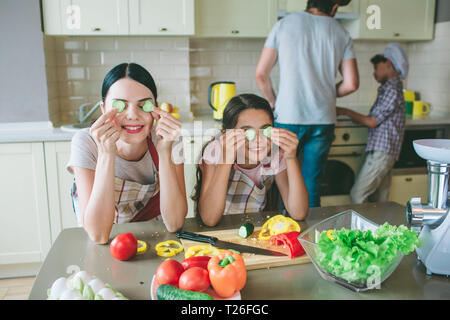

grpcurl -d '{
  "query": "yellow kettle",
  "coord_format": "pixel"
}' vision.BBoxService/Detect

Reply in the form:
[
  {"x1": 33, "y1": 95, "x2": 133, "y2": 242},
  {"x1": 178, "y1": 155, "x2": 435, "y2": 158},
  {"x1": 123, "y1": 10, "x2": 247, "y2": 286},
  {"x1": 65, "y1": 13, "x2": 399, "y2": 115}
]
[{"x1": 208, "y1": 81, "x2": 236, "y2": 121}]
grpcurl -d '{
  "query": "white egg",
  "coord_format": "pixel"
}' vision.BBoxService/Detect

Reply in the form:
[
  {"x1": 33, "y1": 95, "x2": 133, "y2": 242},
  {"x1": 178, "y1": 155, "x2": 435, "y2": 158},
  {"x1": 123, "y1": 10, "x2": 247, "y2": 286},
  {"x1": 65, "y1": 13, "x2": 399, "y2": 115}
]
[
  {"x1": 49, "y1": 277, "x2": 68, "y2": 299},
  {"x1": 87, "y1": 278, "x2": 105, "y2": 294},
  {"x1": 73, "y1": 270, "x2": 93, "y2": 286},
  {"x1": 97, "y1": 288, "x2": 117, "y2": 300},
  {"x1": 60, "y1": 288, "x2": 83, "y2": 300}
]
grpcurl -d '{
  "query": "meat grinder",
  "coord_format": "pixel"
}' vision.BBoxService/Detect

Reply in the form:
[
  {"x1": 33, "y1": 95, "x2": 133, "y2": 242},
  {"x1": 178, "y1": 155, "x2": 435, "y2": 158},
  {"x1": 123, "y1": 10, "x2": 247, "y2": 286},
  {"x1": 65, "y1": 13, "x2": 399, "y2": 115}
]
[{"x1": 406, "y1": 139, "x2": 450, "y2": 276}]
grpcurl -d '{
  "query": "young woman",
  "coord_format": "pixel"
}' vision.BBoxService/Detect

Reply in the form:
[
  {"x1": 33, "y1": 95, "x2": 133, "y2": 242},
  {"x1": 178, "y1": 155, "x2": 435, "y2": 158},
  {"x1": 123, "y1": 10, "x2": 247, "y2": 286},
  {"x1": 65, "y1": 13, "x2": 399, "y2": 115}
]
[
  {"x1": 66, "y1": 63, "x2": 187, "y2": 244},
  {"x1": 193, "y1": 94, "x2": 309, "y2": 226}
]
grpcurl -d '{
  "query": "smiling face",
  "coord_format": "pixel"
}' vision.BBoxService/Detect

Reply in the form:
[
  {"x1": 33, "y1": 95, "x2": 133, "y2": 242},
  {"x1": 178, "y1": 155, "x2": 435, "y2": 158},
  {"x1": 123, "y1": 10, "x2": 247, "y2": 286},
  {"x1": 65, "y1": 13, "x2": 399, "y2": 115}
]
[
  {"x1": 102, "y1": 77, "x2": 156, "y2": 145},
  {"x1": 234, "y1": 108, "x2": 273, "y2": 166}
]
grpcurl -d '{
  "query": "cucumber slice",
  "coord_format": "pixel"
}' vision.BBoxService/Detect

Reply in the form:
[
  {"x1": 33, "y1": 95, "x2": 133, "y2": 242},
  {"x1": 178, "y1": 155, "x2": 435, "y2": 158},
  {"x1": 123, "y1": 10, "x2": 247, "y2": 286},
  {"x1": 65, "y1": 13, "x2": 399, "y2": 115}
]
[
  {"x1": 112, "y1": 100, "x2": 126, "y2": 113},
  {"x1": 238, "y1": 222, "x2": 254, "y2": 239},
  {"x1": 142, "y1": 100, "x2": 154, "y2": 113},
  {"x1": 262, "y1": 126, "x2": 273, "y2": 138},
  {"x1": 246, "y1": 129, "x2": 256, "y2": 141}
]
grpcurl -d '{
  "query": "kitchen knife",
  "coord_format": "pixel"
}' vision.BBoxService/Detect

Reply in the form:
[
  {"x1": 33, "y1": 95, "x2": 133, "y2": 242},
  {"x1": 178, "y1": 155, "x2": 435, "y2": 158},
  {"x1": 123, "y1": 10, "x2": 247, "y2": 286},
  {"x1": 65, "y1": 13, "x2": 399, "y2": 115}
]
[{"x1": 176, "y1": 230, "x2": 287, "y2": 257}]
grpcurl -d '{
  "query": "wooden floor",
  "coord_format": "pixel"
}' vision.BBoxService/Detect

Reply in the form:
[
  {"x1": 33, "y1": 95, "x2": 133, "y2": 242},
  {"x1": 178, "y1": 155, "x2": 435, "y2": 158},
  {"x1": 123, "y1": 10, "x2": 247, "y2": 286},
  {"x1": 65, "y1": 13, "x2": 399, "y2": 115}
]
[{"x1": 0, "y1": 277, "x2": 35, "y2": 300}]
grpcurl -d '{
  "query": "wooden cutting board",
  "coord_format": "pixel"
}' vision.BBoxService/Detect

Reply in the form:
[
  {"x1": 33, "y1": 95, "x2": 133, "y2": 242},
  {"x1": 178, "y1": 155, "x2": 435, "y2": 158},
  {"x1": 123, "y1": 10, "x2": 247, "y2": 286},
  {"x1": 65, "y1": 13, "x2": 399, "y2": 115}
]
[{"x1": 179, "y1": 228, "x2": 310, "y2": 270}]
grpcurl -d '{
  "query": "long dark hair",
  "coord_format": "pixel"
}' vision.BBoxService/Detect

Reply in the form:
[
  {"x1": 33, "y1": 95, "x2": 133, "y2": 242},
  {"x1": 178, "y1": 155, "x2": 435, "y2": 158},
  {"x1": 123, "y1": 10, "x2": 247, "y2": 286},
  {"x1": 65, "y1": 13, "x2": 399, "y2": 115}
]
[
  {"x1": 191, "y1": 94, "x2": 275, "y2": 217},
  {"x1": 101, "y1": 62, "x2": 158, "y2": 101}
]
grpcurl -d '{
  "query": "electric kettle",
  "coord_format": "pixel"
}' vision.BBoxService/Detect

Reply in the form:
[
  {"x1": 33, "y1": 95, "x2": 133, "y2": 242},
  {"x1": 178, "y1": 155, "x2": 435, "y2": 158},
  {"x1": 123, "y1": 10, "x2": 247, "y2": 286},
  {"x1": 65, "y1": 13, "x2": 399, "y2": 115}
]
[{"x1": 208, "y1": 81, "x2": 236, "y2": 121}]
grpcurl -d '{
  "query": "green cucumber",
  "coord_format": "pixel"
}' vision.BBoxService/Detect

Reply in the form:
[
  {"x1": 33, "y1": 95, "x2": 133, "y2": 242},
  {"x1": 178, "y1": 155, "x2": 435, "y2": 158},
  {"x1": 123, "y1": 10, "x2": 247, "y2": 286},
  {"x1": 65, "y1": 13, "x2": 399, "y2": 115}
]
[
  {"x1": 262, "y1": 126, "x2": 273, "y2": 138},
  {"x1": 156, "y1": 284, "x2": 213, "y2": 300},
  {"x1": 238, "y1": 222, "x2": 254, "y2": 239},
  {"x1": 246, "y1": 129, "x2": 256, "y2": 141},
  {"x1": 112, "y1": 100, "x2": 126, "y2": 113},
  {"x1": 142, "y1": 100, "x2": 154, "y2": 113}
]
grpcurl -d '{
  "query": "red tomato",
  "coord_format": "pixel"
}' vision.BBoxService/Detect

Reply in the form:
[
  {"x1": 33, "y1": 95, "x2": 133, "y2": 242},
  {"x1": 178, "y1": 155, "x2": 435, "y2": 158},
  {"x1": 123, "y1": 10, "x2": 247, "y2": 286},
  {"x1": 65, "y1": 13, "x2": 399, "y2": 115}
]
[
  {"x1": 178, "y1": 267, "x2": 210, "y2": 292},
  {"x1": 155, "y1": 259, "x2": 185, "y2": 286},
  {"x1": 110, "y1": 233, "x2": 138, "y2": 261}
]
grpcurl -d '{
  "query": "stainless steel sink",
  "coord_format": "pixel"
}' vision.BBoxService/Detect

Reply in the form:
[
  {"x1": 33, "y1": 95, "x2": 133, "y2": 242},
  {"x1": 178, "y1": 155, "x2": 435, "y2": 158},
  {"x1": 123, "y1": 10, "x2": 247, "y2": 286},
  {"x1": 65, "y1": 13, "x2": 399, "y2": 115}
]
[{"x1": 60, "y1": 122, "x2": 93, "y2": 132}]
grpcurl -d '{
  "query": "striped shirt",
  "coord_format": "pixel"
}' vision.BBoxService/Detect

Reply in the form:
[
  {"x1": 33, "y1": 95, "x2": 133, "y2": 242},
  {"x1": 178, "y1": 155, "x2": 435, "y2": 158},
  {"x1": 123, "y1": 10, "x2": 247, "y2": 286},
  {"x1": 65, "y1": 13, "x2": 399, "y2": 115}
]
[{"x1": 366, "y1": 76, "x2": 405, "y2": 160}]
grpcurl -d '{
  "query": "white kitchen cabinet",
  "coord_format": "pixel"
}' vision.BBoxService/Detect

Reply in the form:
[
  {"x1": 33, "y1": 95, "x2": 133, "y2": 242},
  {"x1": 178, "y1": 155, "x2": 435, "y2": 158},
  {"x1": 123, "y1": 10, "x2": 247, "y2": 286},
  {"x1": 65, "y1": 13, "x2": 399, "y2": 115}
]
[
  {"x1": 0, "y1": 143, "x2": 51, "y2": 266},
  {"x1": 341, "y1": 0, "x2": 435, "y2": 40},
  {"x1": 388, "y1": 172, "x2": 428, "y2": 206},
  {"x1": 129, "y1": 0, "x2": 194, "y2": 35},
  {"x1": 195, "y1": 0, "x2": 277, "y2": 38},
  {"x1": 42, "y1": 0, "x2": 193, "y2": 36},
  {"x1": 183, "y1": 134, "x2": 215, "y2": 217},
  {"x1": 43, "y1": 0, "x2": 129, "y2": 35},
  {"x1": 44, "y1": 142, "x2": 78, "y2": 243}
]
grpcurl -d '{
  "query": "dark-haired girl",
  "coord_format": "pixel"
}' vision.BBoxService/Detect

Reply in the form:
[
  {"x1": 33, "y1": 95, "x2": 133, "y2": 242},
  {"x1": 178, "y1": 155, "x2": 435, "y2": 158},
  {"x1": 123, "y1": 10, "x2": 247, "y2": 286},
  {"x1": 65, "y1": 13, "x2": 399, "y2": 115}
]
[
  {"x1": 66, "y1": 63, "x2": 187, "y2": 244},
  {"x1": 193, "y1": 94, "x2": 308, "y2": 227}
]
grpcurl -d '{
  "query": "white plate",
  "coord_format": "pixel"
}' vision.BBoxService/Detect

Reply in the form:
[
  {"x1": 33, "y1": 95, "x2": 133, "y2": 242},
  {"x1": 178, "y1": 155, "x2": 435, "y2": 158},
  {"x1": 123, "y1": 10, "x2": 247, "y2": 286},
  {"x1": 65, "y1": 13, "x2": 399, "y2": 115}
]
[
  {"x1": 150, "y1": 275, "x2": 241, "y2": 300},
  {"x1": 413, "y1": 139, "x2": 450, "y2": 163}
]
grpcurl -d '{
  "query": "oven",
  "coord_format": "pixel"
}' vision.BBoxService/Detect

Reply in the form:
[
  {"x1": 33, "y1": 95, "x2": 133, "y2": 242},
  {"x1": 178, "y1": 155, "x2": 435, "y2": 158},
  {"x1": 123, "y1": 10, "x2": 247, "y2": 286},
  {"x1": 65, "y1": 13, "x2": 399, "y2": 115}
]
[
  {"x1": 394, "y1": 127, "x2": 447, "y2": 169},
  {"x1": 320, "y1": 126, "x2": 368, "y2": 206}
]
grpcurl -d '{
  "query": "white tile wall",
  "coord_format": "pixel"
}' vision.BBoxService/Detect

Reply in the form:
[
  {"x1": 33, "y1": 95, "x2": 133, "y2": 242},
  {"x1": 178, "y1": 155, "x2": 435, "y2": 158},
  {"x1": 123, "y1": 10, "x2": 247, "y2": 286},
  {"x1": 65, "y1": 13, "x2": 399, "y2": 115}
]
[
  {"x1": 44, "y1": 23, "x2": 450, "y2": 125},
  {"x1": 407, "y1": 21, "x2": 450, "y2": 114},
  {"x1": 190, "y1": 38, "x2": 394, "y2": 116},
  {"x1": 44, "y1": 36, "x2": 191, "y2": 125}
]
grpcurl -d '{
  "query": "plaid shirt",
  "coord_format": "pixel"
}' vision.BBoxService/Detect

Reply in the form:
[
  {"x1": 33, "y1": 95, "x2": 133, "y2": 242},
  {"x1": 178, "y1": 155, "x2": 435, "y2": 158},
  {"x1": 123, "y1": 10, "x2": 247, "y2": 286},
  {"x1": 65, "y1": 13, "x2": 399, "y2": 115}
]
[{"x1": 366, "y1": 76, "x2": 405, "y2": 160}]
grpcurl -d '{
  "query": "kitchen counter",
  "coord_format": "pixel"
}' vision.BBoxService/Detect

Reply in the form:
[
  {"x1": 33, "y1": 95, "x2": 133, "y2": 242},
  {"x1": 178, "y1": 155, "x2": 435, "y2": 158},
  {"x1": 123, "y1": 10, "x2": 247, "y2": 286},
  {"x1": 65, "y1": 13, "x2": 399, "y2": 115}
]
[
  {"x1": 2, "y1": 111, "x2": 450, "y2": 143},
  {"x1": 336, "y1": 111, "x2": 450, "y2": 128},
  {"x1": 29, "y1": 202, "x2": 450, "y2": 300}
]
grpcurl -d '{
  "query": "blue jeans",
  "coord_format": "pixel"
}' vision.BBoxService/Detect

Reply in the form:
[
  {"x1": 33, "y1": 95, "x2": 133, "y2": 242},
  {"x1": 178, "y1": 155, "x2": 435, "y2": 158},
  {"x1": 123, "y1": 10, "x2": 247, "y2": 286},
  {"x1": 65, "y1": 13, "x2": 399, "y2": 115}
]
[{"x1": 275, "y1": 122, "x2": 335, "y2": 208}]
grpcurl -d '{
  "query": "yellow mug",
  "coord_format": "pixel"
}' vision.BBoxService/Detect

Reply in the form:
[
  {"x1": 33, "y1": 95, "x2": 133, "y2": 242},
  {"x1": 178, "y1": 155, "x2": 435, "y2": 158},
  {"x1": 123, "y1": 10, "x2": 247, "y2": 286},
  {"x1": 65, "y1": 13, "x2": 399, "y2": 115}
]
[
  {"x1": 412, "y1": 101, "x2": 430, "y2": 115},
  {"x1": 403, "y1": 90, "x2": 416, "y2": 101}
]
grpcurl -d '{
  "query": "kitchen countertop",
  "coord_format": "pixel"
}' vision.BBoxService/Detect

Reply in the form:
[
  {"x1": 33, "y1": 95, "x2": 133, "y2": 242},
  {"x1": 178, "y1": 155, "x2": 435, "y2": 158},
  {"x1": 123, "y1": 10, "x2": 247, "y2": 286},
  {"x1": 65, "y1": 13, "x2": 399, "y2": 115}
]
[
  {"x1": 2, "y1": 112, "x2": 450, "y2": 143},
  {"x1": 29, "y1": 202, "x2": 450, "y2": 300}
]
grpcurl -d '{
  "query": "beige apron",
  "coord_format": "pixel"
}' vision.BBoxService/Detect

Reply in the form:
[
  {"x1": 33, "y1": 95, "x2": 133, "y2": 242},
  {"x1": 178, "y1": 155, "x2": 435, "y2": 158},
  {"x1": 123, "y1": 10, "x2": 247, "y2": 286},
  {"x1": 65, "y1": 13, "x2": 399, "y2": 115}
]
[
  {"x1": 71, "y1": 136, "x2": 161, "y2": 225},
  {"x1": 224, "y1": 163, "x2": 274, "y2": 215}
]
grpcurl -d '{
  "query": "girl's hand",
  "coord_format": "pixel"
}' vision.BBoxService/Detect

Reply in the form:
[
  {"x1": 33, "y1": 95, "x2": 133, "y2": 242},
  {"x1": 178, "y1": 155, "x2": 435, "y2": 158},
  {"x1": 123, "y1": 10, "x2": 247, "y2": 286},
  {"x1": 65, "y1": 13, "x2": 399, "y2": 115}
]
[
  {"x1": 90, "y1": 108, "x2": 121, "y2": 155},
  {"x1": 270, "y1": 128, "x2": 299, "y2": 159},
  {"x1": 152, "y1": 107, "x2": 182, "y2": 153},
  {"x1": 219, "y1": 129, "x2": 246, "y2": 164}
]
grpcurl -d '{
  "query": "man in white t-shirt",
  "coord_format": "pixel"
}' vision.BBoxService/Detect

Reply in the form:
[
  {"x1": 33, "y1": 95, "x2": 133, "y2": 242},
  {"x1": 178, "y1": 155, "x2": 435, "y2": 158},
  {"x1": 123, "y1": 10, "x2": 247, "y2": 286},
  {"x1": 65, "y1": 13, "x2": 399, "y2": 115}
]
[{"x1": 255, "y1": 0, "x2": 359, "y2": 207}]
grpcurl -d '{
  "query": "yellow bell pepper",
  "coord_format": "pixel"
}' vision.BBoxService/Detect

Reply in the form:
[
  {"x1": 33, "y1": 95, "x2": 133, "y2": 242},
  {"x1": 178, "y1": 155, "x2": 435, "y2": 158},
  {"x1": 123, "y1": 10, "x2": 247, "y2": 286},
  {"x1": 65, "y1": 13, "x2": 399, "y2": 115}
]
[
  {"x1": 185, "y1": 244, "x2": 222, "y2": 259},
  {"x1": 326, "y1": 229, "x2": 335, "y2": 241},
  {"x1": 258, "y1": 214, "x2": 301, "y2": 241},
  {"x1": 155, "y1": 240, "x2": 184, "y2": 257}
]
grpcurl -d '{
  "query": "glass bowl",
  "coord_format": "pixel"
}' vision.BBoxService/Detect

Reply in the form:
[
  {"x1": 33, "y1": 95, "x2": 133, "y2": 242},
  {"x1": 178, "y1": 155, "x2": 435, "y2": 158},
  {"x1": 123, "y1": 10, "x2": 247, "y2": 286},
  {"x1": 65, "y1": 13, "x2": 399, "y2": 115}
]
[{"x1": 298, "y1": 210, "x2": 404, "y2": 292}]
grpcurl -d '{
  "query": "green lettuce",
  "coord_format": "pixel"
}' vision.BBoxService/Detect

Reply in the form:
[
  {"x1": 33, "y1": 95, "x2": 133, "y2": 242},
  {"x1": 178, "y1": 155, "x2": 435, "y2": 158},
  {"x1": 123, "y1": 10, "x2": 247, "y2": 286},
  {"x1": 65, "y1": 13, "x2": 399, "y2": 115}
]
[{"x1": 315, "y1": 222, "x2": 419, "y2": 284}]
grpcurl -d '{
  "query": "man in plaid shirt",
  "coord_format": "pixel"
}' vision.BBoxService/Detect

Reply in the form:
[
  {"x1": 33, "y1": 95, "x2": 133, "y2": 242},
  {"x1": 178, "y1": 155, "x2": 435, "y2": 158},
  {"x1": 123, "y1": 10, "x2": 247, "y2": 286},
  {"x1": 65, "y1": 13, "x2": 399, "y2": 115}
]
[{"x1": 336, "y1": 43, "x2": 408, "y2": 203}]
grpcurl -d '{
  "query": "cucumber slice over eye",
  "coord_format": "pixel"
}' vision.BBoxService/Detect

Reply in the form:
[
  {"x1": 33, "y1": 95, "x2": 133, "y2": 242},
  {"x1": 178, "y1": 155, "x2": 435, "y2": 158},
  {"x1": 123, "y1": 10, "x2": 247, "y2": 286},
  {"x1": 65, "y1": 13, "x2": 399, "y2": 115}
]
[
  {"x1": 142, "y1": 100, "x2": 154, "y2": 113},
  {"x1": 262, "y1": 126, "x2": 273, "y2": 138},
  {"x1": 246, "y1": 129, "x2": 256, "y2": 141},
  {"x1": 112, "y1": 100, "x2": 126, "y2": 113}
]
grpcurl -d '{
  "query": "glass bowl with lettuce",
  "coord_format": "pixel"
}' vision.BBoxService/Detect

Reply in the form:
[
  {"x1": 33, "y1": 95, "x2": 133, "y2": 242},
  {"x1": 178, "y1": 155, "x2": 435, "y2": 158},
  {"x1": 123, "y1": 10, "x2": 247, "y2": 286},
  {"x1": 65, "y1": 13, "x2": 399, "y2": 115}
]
[{"x1": 298, "y1": 210, "x2": 419, "y2": 292}]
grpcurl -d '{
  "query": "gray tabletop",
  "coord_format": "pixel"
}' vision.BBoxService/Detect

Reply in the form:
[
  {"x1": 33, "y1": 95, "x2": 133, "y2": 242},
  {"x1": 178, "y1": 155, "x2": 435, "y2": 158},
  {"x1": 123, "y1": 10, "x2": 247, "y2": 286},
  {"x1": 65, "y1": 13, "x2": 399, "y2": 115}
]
[{"x1": 29, "y1": 202, "x2": 450, "y2": 300}]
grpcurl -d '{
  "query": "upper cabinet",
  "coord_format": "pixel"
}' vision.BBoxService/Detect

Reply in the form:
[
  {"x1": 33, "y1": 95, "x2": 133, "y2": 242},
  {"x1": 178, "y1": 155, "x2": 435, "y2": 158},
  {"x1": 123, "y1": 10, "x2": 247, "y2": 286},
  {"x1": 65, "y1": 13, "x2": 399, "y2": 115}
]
[
  {"x1": 279, "y1": 0, "x2": 435, "y2": 41},
  {"x1": 42, "y1": 0, "x2": 129, "y2": 35},
  {"x1": 42, "y1": 0, "x2": 193, "y2": 36},
  {"x1": 42, "y1": 0, "x2": 435, "y2": 40},
  {"x1": 129, "y1": 0, "x2": 194, "y2": 35},
  {"x1": 340, "y1": 0, "x2": 436, "y2": 40},
  {"x1": 194, "y1": 0, "x2": 277, "y2": 37}
]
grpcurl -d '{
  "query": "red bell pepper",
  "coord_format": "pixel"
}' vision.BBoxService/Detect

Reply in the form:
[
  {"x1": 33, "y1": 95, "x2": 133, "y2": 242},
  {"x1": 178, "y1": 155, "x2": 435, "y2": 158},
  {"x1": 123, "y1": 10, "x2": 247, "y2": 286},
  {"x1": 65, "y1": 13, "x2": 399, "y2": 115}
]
[
  {"x1": 269, "y1": 231, "x2": 305, "y2": 259},
  {"x1": 181, "y1": 256, "x2": 211, "y2": 270}
]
